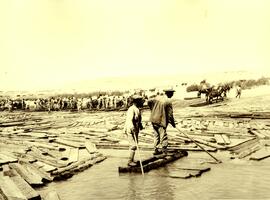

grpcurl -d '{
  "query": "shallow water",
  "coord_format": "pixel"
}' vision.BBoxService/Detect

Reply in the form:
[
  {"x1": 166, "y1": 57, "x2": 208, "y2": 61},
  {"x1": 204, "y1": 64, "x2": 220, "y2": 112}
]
[{"x1": 38, "y1": 150, "x2": 270, "y2": 200}]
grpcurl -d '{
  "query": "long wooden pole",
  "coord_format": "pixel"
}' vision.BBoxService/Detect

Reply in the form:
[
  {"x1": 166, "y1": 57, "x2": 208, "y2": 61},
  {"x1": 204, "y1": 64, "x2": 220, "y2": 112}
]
[
  {"x1": 175, "y1": 126, "x2": 222, "y2": 163},
  {"x1": 134, "y1": 136, "x2": 144, "y2": 177}
]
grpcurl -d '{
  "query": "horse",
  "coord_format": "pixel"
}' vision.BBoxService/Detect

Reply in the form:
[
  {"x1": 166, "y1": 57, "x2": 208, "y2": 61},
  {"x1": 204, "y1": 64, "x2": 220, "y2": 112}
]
[{"x1": 207, "y1": 86, "x2": 224, "y2": 103}]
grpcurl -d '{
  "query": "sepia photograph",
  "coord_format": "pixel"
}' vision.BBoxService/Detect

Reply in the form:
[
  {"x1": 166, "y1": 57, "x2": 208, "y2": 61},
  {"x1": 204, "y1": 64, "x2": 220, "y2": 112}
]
[{"x1": 0, "y1": 0, "x2": 270, "y2": 199}]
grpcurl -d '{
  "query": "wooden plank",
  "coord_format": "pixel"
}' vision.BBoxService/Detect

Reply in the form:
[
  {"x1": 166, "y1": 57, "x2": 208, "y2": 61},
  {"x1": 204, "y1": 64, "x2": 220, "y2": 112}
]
[
  {"x1": 59, "y1": 148, "x2": 70, "y2": 161},
  {"x1": 85, "y1": 141, "x2": 97, "y2": 154},
  {"x1": 7, "y1": 169, "x2": 41, "y2": 200},
  {"x1": 169, "y1": 169, "x2": 207, "y2": 178},
  {"x1": 9, "y1": 163, "x2": 43, "y2": 186},
  {"x1": 214, "y1": 134, "x2": 225, "y2": 145},
  {"x1": 0, "y1": 121, "x2": 25, "y2": 127},
  {"x1": 174, "y1": 166, "x2": 211, "y2": 172},
  {"x1": 248, "y1": 129, "x2": 267, "y2": 139},
  {"x1": 168, "y1": 170, "x2": 192, "y2": 179},
  {"x1": 33, "y1": 161, "x2": 56, "y2": 173},
  {"x1": 228, "y1": 137, "x2": 259, "y2": 152},
  {"x1": 257, "y1": 130, "x2": 270, "y2": 138},
  {"x1": 0, "y1": 153, "x2": 18, "y2": 165},
  {"x1": 71, "y1": 156, "x2": 106, "y2": 173},
  {"x1": 69, "y1": 148, "x2": 79, "y2": 163},
  {"x1": 118, "y1": 150, "x2": 188, "y2": 173},
  {"x1": 237, "y1": 145, "x2": 261, "y2": 159},
  {"x1": 221, "y1": 134, "x2": 231, "y2": 145},
  {"x1": 0, "y1": 176, "x2": 26, "y2": 200},
  {"x1": 21, "y1": 163, "x2": 53, "y2": 183},
  {"x1": 28, "y1": 147, "x2": 65, "y2": 168},
  {"x1": 16, "y1": 132, "x2": 48, "y2": 139},
  {"x1": 25, "y1": 142, "x2": 59, "y2": 151},
  {"x1": 249, "y1": 148, "x2": 270, "y2": 161},
  {"x1": 43, "y1": 191, "x2": 61, "y2": 200},
  {"x1": 54, "y1": 139, "x2": 84, "y2": 148},
  {"x1": 52, "y1": 153, "x2": 104, "y2": 176},
  {"x1": 192, "y1": 138, "x2": 226, "y2": 150}
]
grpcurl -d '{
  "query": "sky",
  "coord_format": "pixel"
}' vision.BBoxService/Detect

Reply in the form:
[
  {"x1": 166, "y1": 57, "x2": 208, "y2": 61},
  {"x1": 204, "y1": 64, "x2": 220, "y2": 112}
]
[{"x1": 0, "y1": 0, "x2": 270, "y2": 91}]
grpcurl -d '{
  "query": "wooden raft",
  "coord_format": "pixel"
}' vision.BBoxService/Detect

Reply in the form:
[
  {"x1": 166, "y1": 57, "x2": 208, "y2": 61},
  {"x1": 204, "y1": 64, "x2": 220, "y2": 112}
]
[{"x1": 118, "y1": 150, "x2": 188, "y2": 173}]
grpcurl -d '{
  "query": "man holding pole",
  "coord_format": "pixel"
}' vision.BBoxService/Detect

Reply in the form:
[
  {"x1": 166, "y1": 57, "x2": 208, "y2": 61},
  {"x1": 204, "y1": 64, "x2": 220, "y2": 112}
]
[
  {"x1": 148, "y1": 88, "x2": 176, "y2": 157},
  {"x1": 124, "y1": 95, "x2": 144, "y2": 166}
]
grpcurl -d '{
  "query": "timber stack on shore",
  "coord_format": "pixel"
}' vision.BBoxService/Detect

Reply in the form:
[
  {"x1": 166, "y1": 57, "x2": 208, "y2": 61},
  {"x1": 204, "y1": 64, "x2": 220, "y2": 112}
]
[{"x1": 0, "y1": 112, "x2": 110, "y2": 199}]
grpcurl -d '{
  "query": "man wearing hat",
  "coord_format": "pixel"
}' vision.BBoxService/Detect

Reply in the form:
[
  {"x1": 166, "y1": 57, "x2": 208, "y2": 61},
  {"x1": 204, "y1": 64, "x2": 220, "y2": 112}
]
[
  {"x1": 124, "y1": 95, "x2": 144, "y2": 166},
  {"x1": 148, "y1": 88, "x2": 176, "y2": 156}
]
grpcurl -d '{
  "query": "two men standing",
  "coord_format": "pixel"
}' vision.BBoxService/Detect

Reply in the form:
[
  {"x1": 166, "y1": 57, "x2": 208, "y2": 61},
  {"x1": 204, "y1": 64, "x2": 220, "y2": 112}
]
[{"x1": 124, "y1": 89, "x2": 176, "y2": 166}]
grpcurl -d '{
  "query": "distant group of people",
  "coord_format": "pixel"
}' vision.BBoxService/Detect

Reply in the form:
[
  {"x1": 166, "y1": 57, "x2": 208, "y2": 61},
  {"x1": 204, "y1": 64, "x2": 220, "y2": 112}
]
[
  {"x1": 0, "y1": 94, "x2": 148, "y2": 112},
  {"x1": 124, "y1": 88, "x2": 176, "y2": 166}
]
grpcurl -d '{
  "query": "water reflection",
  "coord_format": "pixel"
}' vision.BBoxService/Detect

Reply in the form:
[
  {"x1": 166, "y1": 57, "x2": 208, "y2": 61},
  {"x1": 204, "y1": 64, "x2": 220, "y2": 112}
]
[{"x1": 38, "y1": 150, "x2": 270, "y2": 200}]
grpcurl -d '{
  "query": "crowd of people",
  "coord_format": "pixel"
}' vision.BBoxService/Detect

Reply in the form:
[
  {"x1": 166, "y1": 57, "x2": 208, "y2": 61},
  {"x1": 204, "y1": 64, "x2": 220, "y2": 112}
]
[{"x1": 0, "y1": 93, "x2": 149, "y2": 112}]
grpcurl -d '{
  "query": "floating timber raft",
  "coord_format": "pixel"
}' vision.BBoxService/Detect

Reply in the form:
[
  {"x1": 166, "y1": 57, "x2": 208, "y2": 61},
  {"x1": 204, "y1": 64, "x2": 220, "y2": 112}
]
[{"x1": 118, "y1": 150, "x2": 188, "y2": 173}]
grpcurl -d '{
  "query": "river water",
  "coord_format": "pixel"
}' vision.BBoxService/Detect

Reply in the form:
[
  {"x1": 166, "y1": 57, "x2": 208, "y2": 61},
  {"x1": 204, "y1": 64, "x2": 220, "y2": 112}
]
[{"x1": 38, "y1": 149, "x2": 270, "y2": 200}]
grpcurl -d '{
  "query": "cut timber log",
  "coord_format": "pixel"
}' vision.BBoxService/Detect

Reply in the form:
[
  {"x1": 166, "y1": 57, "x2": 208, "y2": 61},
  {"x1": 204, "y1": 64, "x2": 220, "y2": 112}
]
[
  {"x1": 118, "y1": 150, "x2": 188, "y2": 173},
  {"x1": 20, "y1": 162, "x2": 53, "y2": 183},
  {"x1": 69, "y1": 148, "x2": 79, "y2": 163},
  {"x1": 0, "y1": 153, "x2": 18, "y2": 165},
  {"x1": 0, "y1": 176, "x2": 26, "y2": 200},
  {"x1": 169, "y1": 168, "x2": 210, "y2": 179},
  {"x1": 85, "y1": 141, "x2": 97, "y2": 154},
  {"x1": 176, "y1": 133, "x2": 226, "y2": 150},
  {"x1": 168, "y1": 170, "x2": 192, "y2": 179},
  {"x1": 214, "y1": 134, "x2": 225, "y2": 145},
  {"x1": 238, "y1": 145, "x2": 261, "y2": 159},
  {"x1": 44, "y1": 191, "x2": 61, "y2": 200},
  {"x1": 231, "y1": 144, "x2": 261, "y2": 159},
  {"x1": 0, "y1": 121, "x2": 25, "y2": 127},
  {"x1": 249, "y1": 129, "x2": 267, "y2": 139},
  {"x1": 228, "y1": 137, "x2": 259, "y2": 152},
  {"x1": 72, "y1": 155, "x2": 106, "y2": 173},
  {"x1": 54, "y1": 139, "x2": 84, "y2": 148},
  {"x1": 249, "y1": 148, "x2": 270, "y2": 161},
  {"x1": 221, "y1": 134, "x2": 231, "y2": 145},
  {"x1": 191, "y1": 138, "x2": 226, "y2": 150},
  {"x1": 26, "y1": 142, "x2": 59, "y2": 151},
  {"x1": 51, "y1": 153, "x2": 104, "y2": 176},
  {"x1": 9, "y1": 163, "x2": 43, "y2": 186},
  {"x1": 28, "y1": 148, "x2": 65, "y2": 168},
  {"x1": 33, "y1": 161, "x2": 56, "y2": 173},
  {"x1": 5, "y1": 169, "x2": 41, "y2": 200},
  {"x1": 59, "y1": 148, "x2": 70, "y2": 161}
]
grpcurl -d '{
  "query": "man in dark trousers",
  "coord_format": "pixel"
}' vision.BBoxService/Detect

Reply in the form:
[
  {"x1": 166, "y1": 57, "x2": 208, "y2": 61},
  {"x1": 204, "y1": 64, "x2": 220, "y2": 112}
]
[{"x1": 148, "y1": 88, "x2": 176, "y2": 156}]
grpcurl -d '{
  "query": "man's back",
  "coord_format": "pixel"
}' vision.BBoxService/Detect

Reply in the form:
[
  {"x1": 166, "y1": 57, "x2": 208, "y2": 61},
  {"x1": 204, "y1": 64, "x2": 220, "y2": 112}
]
[{"x1": 149, "y1": 95, "x2": 172, "y2": 128}]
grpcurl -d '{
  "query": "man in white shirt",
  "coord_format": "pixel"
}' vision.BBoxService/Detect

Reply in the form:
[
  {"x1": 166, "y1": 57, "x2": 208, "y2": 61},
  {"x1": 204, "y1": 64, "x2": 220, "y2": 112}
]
[{"x1": 124, "y1": 95, "x2": 144, "y2": 166}]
